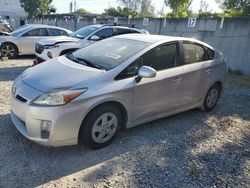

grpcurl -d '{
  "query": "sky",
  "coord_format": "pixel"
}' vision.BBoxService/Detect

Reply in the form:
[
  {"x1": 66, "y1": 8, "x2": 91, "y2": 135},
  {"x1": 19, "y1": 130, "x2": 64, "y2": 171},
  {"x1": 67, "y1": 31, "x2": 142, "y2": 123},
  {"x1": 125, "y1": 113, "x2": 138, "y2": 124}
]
[{"x1": 51, "y1": 0, "x2": 222, "y2": 15}]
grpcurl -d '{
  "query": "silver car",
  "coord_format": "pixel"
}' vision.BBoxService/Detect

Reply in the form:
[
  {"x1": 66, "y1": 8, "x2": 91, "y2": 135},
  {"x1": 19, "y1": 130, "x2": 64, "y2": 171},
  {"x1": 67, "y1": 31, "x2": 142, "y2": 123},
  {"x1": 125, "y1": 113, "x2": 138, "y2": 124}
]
[
  {"x1": 0, "y1": 24, "x2": 72, "y2": 58},
  {"x1": 10, "y1": 34, "x2": 227, "y2": 148}
]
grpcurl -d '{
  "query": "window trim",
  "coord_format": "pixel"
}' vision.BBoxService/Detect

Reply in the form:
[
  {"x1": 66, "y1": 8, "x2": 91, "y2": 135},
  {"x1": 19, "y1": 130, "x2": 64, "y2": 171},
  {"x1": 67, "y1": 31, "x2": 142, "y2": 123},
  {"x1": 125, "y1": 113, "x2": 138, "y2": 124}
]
[
  {"x1": 115, "y1": 41, "x2": 181, "y2": 80},
  {"x1": 23, "y1": 28, "x2": 49, "y2": 37}
]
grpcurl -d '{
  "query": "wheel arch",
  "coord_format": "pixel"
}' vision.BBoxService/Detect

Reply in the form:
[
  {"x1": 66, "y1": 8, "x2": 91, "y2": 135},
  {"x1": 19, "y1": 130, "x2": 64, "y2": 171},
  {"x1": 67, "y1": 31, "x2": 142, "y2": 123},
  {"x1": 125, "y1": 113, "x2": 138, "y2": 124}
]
[
  {"x1": 1, "y1": 42, "x2": 19, "y2": 54},
  {"x1": 77, "y1": 100, "x2": 128, "y2": 144}
]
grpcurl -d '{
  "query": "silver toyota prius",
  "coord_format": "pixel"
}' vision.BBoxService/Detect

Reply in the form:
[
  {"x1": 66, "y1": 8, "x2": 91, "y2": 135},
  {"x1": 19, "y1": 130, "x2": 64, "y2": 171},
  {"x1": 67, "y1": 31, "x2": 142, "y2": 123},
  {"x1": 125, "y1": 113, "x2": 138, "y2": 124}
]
[{"x1": 10, "y1": 34, "x2": 227, "y2": 148}]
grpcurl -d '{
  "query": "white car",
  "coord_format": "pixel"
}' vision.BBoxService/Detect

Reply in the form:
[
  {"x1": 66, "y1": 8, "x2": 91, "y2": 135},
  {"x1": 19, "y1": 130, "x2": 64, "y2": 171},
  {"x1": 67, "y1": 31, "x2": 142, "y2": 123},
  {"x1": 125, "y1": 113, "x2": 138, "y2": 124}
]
[
  {"x1": 0, "y1": 24, "x2": 72, "y2": 58},
  {"x1": 35, "y1": 24, "x2": 149, "y2": 63}
]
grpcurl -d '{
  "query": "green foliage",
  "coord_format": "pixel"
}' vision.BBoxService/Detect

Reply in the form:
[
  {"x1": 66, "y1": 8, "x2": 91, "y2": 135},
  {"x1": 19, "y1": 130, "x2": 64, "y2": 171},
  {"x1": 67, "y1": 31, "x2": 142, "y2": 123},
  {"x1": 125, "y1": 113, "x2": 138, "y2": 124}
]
[
  {"x1": 139, "y1": 0, "x2": 155, "y2": 17},
  {"x1": 119, "y1": 0, "x2": 156, "y2": 18},
  {"x1": 103, "y1": 6, "x2": 138, "y2": 17},
  {"x1": 217, "y1": 0, "x2": 250, "y2": 17},
  {"x1": 164, "y1": 0, "x2": 193, "y2": 18},
  {"x1": 75, "y1": 8, "x2": 90, "y2": 14},
  {"x1": 20, "y1": 0, "x2": 54, "y2": 18}
]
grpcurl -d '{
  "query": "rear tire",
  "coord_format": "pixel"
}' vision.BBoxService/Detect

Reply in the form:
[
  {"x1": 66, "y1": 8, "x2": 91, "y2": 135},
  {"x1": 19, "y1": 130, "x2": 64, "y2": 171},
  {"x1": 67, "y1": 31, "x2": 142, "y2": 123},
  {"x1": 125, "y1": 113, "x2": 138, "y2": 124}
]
[
  {"x1": 79, "y1": 105, "x2": 122, "y2": 149},
  {"x1": 1, "y1": 43, "x2": 18, "y2": 58},
  {"x1": 202, "y1": 84, "x2": 221, "y2": 112}
]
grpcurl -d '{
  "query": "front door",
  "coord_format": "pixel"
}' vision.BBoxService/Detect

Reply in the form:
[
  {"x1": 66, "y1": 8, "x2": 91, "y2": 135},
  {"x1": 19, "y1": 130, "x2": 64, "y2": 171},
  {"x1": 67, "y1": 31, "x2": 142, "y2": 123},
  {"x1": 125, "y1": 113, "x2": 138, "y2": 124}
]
[
  {"x1": 132, "y1": 42, "x2": 183, "y2": 122},
  {"x1": 18, "y1": 28, "x2": 49, "y2": 54}
]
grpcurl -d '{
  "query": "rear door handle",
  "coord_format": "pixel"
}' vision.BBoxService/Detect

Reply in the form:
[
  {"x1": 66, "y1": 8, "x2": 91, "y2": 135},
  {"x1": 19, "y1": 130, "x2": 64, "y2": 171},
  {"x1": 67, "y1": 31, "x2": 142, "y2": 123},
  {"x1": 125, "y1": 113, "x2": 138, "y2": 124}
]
[{"x1": 173, "y1": 77, "x2": 182, "y2": 82}]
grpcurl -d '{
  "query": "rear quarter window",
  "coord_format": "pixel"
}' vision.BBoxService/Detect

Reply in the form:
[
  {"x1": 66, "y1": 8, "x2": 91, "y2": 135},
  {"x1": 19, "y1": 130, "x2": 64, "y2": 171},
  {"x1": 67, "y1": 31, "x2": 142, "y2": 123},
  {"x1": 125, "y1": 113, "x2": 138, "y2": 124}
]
[{"x1": 204, "y1": 46, "x2": 214, "y2": 60}]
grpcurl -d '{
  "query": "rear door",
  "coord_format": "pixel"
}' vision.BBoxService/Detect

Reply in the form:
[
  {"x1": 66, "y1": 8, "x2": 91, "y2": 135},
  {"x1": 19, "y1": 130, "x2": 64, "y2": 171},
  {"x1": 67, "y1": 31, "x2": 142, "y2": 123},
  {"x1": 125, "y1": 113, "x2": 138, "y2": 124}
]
[{"x1": 180, "y1": 41, "x2": 212, "y2": 106}]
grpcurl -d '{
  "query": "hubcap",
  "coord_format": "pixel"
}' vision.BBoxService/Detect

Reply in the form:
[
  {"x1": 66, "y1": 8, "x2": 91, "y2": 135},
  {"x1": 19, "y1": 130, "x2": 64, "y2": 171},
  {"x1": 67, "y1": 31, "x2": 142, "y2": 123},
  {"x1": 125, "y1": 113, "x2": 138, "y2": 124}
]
[
  {"x1": 1, "y1": 45, "x2": 15, "y2": 57},
  {"x1": 206, "y1": 88, "x2": 219, "y2": 108},
  {"x1": 91, "y1": 113, "x2": 118, "y2": 143}
]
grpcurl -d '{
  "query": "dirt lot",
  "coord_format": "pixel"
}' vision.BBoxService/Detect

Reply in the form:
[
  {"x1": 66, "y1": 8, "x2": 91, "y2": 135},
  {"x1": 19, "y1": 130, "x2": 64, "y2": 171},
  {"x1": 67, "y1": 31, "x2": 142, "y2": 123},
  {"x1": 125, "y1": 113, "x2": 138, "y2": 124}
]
[{"x1": 0, "y1": 58, "x2": 249, "y2": 188}]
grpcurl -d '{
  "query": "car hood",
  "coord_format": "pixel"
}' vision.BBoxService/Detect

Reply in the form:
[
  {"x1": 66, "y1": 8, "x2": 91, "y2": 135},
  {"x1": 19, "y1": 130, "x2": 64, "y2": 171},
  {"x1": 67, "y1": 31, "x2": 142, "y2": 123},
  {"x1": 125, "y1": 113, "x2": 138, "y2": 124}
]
[
  {"x1": 22, "y1": 56, "x2": 104, "y2": 92},
  {"x1": 38, "y1": 36, "x2": 80, "y2": 46}
]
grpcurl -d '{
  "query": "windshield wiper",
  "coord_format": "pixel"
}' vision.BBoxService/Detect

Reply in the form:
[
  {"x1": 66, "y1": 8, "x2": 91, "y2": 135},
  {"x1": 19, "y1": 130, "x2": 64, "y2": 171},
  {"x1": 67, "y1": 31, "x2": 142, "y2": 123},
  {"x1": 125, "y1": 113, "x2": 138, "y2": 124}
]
[{"x1": 76, "y1": 57, "x2": 104, "y2": 70}]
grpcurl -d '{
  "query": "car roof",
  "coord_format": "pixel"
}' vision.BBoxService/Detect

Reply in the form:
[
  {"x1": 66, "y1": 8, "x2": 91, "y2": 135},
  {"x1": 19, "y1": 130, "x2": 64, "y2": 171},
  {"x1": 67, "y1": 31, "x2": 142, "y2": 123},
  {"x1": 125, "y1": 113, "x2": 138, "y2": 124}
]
[
  {"x1": 25, "y1": 24, "x2": 71, "y2": 31},
  {"x1": 115, "y1": 34, "x2": 214, "y2": 49},
  {"x1": 101, "y1": 25, "x2": 147, "y2": 31}
]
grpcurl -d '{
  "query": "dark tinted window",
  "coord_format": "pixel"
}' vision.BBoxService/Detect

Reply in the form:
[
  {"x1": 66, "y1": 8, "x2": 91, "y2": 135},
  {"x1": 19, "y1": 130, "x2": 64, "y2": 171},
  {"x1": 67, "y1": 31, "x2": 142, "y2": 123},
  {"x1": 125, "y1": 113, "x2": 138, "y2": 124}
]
[
  {"x1": 70, "y1": 26, "x2": 98, "y2": 39},
  {"x1": 94, "y1": 28, "x2": 113, "y2": 39},
  {"x1": 205, "y1": 46, "x2": 214, "y2": 60},
  {"x1": 183, "y1": 43, "x2": 206, "y2": 64},
  {"x1": 116, "y1": 43, "x2": 177, "y2": 79},
  {"x1": 141, "y1": 43, "x2": 177, "y2": 71},
  {"x1": 25, "y1": 28, "x2": 48, "y2": 36},
  {"x1": 130, "y1": 29, "x2": 140, "y2": 34},
  {"x1": 116, "y1": 28, "x2": 131, "y2": 35},
  {"x1": 48, "y1": 28, "x2": 68, "y2": 36}
]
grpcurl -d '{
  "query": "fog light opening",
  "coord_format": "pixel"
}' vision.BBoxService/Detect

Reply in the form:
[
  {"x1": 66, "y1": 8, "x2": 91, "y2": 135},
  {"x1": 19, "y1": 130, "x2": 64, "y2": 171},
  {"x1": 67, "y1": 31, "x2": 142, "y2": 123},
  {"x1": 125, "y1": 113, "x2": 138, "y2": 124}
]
[
  {"x1": 47, "y1": 51, "x2": 53, "y2": 59},
  {"x1": 41, "y1": 120, "x2": 52, "y2": 139}
]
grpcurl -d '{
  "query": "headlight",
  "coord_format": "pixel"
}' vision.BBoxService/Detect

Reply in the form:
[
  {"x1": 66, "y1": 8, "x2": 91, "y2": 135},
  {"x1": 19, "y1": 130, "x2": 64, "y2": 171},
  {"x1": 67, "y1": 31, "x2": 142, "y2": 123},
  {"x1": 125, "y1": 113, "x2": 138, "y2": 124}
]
[
  {"x1": 32, "y1": 88, "x2": 87, "y2": 106},
  {"x1": 44, "y1": 45, "x2": 59, "y2": 49}
]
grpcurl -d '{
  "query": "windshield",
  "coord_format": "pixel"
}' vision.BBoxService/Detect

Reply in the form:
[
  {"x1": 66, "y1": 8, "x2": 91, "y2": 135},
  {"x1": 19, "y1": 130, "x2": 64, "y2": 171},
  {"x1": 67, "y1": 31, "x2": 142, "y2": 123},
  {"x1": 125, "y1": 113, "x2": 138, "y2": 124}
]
[
  {"x1": 70, "y1": 26, "x2": 98, "y2": 39},
  {"x1": 11, "y1": 26, "x2": 31, "y2": 36},
  {"x1": 67, "y1": 37, "x2": 150, "y2": 70}
]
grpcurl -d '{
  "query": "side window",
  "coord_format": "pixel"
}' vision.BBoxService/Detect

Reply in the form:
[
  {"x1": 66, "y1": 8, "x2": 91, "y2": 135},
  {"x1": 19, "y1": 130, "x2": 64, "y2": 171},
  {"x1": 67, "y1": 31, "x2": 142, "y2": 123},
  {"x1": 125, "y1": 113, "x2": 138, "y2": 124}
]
[
  {"x1": 116, "y1": 28, "x2": 131, "y2": 35},
  {"x1": 94, "y1": 28, "x2": 113, "y2": 39},
  {"x1": 48, "y1": 28, "x2": 68, "y2": 36},
  {"x1": 116, "y1": 43, "x2": 177, "y2": 80},
  {"x1": 183, "y1": 43, "x2": 206, "y2": 64},
  {"x1": 205, "y1": 46, "x2": 214, "y2": 60},
  {"x1": 24, "y1": 28, "x2": 48, "y2": 36},
  {"x1": 130, "y1": 29, "x2": 140, "y2": 34},
  {"x1": 141, "y1": 43, "x2": 177, "y2": 71},
  {"x1": 116, "y1": 59, "x2": 140, "y2": 80}
]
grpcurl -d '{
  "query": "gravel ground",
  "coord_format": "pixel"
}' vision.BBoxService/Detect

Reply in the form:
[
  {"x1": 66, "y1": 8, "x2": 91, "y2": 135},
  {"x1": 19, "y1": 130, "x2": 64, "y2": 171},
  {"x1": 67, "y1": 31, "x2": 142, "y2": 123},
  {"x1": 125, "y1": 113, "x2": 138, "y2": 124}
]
[{"x1": 0, "y1": 58, "x2": 249, "y2": 188}]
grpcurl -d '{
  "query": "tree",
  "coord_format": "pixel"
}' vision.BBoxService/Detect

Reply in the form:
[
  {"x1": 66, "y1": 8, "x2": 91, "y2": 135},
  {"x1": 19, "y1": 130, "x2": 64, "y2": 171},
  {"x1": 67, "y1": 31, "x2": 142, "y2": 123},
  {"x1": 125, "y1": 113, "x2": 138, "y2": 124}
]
[
  {"x1": 164, "y1": 0, "x2": 193, "y2": 18},
  {"x1": 103, "y1": 6, "x2": 138, "y2": 17},
  {"x1": 75, "y1": 8, "x2": 90, "y2": 14},
  {"x1": 216, "y1": 0, "x2": 250, "y2": 16},
  {"x1": 140, "y1": 0, "x2": 155, "y2": 17},
  {"x1": 20, "y1": 0, "x2": 53, "y2": 18},
  {"x1": 119, "y1": 0, "x2": 155, "y2": 17}
]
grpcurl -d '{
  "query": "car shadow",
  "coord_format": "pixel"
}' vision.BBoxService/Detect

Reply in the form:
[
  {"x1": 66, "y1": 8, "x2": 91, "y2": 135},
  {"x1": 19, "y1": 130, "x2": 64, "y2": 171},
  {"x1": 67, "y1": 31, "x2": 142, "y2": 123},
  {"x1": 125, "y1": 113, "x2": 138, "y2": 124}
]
[
  {"x1": 0, "y1": 65, "x2": 30, "y2": 81},
  {"x1": 0, "y1": 94, "x2": 249, "y2": 187}
]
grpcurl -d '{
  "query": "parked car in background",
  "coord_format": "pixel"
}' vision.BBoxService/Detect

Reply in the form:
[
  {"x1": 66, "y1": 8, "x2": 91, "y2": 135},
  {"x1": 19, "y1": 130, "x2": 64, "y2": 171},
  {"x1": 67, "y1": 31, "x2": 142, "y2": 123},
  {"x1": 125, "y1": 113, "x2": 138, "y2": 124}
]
[
  {"x1": 0, "y1": 19, "x2": 12, "y2": 33},
  {"x1": 0, "y1": 24, "x2": 72, "y2": 58},
  {"x1": 11, "y1": 34, "x2": 227, "y2": 148},
  {"x1": 35, "y1": 24, "x2": 149, "y2": 63}
]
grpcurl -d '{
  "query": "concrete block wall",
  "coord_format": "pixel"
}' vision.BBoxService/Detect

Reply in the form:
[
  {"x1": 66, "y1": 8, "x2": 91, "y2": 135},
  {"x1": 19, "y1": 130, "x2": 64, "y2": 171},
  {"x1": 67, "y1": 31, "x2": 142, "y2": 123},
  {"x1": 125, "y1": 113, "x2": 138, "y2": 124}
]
[{"x1": 25, "y1": 17, "x2": 250, "y2": 75}]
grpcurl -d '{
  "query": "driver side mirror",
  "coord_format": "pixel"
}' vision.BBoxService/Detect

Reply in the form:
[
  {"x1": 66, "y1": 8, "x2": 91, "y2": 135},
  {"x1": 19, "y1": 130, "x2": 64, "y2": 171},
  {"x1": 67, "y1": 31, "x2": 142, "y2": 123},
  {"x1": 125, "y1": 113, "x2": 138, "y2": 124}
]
[
  {"x1": 135, "y1": 66, "x2": 157, "y2": 82},
  {"x1": 89, "y1": 35, "x2": 100, "y2": 41}
]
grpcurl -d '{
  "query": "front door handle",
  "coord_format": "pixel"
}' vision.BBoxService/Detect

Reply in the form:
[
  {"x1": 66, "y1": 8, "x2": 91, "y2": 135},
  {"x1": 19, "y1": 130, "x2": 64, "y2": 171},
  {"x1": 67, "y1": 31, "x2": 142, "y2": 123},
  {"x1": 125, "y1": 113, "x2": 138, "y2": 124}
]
[
  {"x1": 173, "y1": 77, "x2": 182, "y2": 83},
  {"x1": 204, "y1": 69, "x2": 212, "y2": 74}
]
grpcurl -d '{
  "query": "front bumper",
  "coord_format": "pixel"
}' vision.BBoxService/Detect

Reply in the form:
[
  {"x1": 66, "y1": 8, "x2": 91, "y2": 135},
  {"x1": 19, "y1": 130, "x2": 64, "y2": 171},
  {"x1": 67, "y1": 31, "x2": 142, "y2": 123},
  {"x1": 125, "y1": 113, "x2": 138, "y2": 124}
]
[{"x1": 10, "y1": 81, "x2": 86, "y2": 147}]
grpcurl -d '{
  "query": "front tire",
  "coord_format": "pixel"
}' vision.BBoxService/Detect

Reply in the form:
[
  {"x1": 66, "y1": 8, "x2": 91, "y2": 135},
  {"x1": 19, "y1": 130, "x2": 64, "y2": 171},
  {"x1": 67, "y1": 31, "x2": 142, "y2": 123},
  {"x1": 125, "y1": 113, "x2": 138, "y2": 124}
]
[
  {"x1": 1, "y1": 43, "x2": 18, "y2": 58},
  {"x1": 79, "y1": 105, "x2": 122, "y2": 149},
  {"x1": 202, "y1": 84, "x2": 221, "y2": 112}
]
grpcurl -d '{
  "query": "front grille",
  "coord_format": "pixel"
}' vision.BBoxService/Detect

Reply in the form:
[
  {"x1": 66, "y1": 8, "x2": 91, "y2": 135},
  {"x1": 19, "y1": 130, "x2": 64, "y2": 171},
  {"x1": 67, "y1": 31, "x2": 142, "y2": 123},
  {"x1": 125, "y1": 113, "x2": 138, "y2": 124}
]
[
  {"x1": 35, "y1": 43, "x2": 44, "y2": 54},
  {"x1": 16, "y1": 95, "x2": 27, "y2": 103}
]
